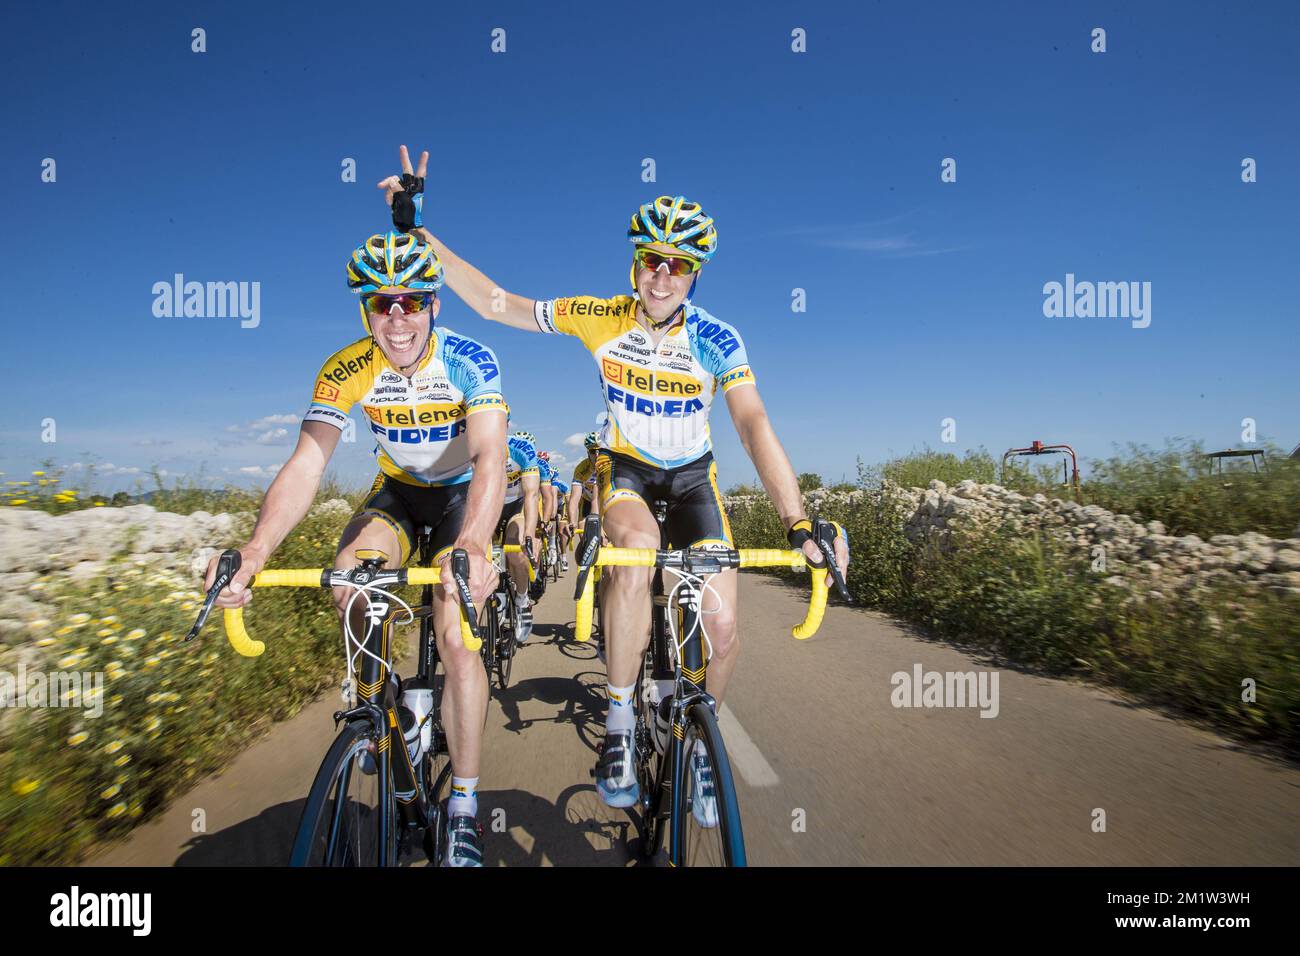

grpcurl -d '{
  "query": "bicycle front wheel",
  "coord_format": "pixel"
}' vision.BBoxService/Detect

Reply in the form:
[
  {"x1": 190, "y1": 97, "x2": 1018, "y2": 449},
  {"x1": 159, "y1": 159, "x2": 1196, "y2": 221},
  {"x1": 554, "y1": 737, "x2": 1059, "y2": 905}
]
[
  {"x1": 290, "y1": 719, "x2": 398, "y2": 866},
  {"x1": 673, "y1": 703, "x2": 747, "y2": 867}
]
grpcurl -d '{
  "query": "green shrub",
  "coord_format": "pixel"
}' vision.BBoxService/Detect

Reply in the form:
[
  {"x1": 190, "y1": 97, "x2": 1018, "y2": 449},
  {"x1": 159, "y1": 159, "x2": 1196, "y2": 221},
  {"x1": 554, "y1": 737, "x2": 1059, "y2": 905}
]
[
  {"x1": 1081, "y1": 441, "x2": 1300, "y2": 538},
  {"x1": 0, "y1": 496, "x2": 371, "y2": 865}
]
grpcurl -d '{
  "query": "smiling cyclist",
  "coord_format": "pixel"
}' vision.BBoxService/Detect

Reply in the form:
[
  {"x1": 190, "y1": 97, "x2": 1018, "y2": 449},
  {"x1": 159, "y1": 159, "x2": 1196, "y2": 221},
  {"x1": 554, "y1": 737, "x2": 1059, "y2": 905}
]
[
  {"x1": 379, "y1": 146, "x2": 849, "y2": 817},
  {"x1": 203, "y1": 231, "x2": 507, "y2": 866}
]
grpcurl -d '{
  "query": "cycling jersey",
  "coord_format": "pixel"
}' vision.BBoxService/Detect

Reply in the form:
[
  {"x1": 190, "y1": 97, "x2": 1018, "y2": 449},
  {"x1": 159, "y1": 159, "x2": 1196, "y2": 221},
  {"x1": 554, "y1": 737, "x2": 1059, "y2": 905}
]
[
  {"x1": 304, "y1": 328, "x2": 507, "y2": 486},
  {"x1": 533, "y1": 297, "x2": 755, "y2": 468},
  {"x1": 504, "y1": 434, "x2": 539, "y2": 504},
  {"x1": 572, "y1": 457, "x2": 597, "y2": 503}
]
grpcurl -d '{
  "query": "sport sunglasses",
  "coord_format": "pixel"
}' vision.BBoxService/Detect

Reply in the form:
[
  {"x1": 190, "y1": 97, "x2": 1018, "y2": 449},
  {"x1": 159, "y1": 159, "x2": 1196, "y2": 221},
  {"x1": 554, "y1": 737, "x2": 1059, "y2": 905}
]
[
  {"x1": 633, "y1": 248, "x2": 703, "y2": 277},
  {"x1": 362, "y1": 292, "x2": 434, "y2": 316}
]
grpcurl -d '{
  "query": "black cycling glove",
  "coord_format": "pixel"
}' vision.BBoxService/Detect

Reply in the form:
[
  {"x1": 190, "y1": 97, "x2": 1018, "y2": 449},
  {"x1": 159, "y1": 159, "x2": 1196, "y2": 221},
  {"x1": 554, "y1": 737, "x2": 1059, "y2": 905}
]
[{"x1": 391, "y1": 173, "x2": 425, "y2": 233}]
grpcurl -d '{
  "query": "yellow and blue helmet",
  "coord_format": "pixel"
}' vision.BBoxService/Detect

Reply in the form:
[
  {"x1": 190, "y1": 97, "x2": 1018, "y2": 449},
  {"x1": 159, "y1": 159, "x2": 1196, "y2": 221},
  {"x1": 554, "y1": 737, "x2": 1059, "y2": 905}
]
[
  {"x1": 347, "y1": 231, "x2": 444, "y2": 332},
  {"x1": 628, "y1": 196, "x2": 717, "y2": 262}
]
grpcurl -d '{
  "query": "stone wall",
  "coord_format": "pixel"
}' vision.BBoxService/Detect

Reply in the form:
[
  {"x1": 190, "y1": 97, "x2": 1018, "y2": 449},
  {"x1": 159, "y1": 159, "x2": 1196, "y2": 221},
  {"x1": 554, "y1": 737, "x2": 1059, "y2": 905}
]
[{"x1": 728, "y1": 481, "x2": 1300, "y2": 598}]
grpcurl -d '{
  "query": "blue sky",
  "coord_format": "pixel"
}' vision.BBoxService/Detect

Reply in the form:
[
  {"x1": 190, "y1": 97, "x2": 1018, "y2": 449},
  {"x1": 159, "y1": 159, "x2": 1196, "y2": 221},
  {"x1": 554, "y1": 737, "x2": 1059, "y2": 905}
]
[{"x1": 2, "y1": 0, "x2": 1297, "y2": 494}]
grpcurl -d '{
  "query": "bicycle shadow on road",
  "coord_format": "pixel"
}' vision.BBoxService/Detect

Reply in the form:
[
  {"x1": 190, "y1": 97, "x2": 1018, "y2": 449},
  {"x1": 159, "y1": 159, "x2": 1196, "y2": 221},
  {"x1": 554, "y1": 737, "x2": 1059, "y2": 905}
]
[
  {"x1": 478, "y1": 783, "x2": 638, "y2": 866},
  {"x1": 170, "y1": 799, "x2": 306, "y2": 866},
  {"x1": 490, "y1": 671, "x2": 607, "y2": 755}
]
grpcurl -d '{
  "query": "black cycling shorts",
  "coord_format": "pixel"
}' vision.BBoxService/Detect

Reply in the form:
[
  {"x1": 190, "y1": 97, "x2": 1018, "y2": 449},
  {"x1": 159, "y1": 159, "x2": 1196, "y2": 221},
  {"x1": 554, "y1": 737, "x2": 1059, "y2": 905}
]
[
  {"x1": 594, "y1": 450, "x2": 733, "y2": 548},
  {"x1": 354, "y1": 472, "x2": 469, "y2": 566}
]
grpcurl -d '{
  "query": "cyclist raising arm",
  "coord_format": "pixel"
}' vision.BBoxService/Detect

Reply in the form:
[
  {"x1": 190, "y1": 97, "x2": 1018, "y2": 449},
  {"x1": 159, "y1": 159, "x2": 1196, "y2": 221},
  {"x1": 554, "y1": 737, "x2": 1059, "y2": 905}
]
[{"x1": 380, "y1": 147, "x2": 847, "y2": 813}]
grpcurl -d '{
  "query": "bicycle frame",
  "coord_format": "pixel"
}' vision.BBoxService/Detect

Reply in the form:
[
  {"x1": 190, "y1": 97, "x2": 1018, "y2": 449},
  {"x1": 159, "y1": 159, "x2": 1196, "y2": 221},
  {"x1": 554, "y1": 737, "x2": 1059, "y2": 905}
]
[{"x1": 638, "y1": 501, "x2": 739, "y2": 865}]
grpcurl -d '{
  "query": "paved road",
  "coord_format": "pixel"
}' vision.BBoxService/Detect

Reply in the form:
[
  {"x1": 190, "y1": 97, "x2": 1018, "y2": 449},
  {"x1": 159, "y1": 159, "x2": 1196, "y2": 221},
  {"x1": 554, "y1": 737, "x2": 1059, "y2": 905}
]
[{"x1": 89, "y1": 569, "x2": 1300, "y2": 866}]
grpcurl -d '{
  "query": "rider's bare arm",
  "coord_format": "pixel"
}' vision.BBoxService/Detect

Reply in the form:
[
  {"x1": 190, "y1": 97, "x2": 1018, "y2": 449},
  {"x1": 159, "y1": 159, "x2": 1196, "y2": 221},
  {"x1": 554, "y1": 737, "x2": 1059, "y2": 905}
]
[
  {"x1": 457, "y1": 409, "x2": 508, "y2": 553},
  {"x1": 725, "y1": 386, "x2": 807, "y2": 531},
  {"x1": 521, "y1": 473, "x2": 541, "y2": 549},
  {"x1": 413, "y1": 230, "x2": 538, "y2": 333},
  {"x1": 206, "y1": 421, "x2": 341, "y2": 603},
  {"x1": 566, "y1": 479, "x2": 584, "y2": 526},
  {"x1": 727, "y1": 386, "x2": 850, "y2": 578},
  {"x1": 246, "y1": 422, "x2": 341, "y2": 558}
]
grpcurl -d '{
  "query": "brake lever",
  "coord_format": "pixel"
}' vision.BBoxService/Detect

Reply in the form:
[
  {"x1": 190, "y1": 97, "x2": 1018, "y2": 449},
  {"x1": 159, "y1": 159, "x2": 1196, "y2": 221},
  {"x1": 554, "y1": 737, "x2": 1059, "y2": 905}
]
[
  {"x1": 450, "y1": 548, "x2": 482, "y2": 644},
  {"x1": 186, "y1": 549, "x2": 242, "y2": 642},
  {"x1": 573, "y1": 514, "x2": 602, "y2": 600},
  {"x1": 813, "y1": 519, "x2": 852, "y2": 603}
]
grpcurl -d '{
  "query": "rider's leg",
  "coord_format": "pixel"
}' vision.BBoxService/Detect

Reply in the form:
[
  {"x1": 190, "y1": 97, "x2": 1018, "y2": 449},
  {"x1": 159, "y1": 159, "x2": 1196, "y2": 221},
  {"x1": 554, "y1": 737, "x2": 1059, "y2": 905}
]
[
  {"x1": 331, "y1": 513, "x2": 407, "y2": 626},
  {"x1": 685, "y1": 567, "x2": 739, "y2": 704},
  {"x1": 503, "y1": 513, "x2": 530, "y2": 597},
  {"x1": 600, "y1": 497, "x2": 659, "y2": 688},
  {"x1": 665, "y1": 454, "x2": 741, "y2": 705},
  {"x1": 431, "y1": 542, "x2": 488, "y2": 795}
]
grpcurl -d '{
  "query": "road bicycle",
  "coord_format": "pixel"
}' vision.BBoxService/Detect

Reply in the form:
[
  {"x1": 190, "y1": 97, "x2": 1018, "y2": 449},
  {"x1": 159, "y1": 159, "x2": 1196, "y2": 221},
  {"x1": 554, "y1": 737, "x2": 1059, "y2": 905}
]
[
  {"x1": 571, "y1": 508, "x2": 849, "y2": 866},
  {"x1": 186, "y1": 531, "x2": 483, "y2": 866}
]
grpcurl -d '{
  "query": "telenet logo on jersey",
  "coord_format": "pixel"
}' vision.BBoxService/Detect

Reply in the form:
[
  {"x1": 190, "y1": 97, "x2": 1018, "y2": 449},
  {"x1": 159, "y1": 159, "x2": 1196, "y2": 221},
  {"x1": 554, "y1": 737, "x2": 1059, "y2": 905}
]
[
  {"x1": 364, "y1": 403, "x2": 464, "y2": 427},
  {"x1": 600, "y1": 358, "x2": 702, "y2": 398},
  {"x1": 314, "y1": 382, "x2": 341, "y2": 402}
]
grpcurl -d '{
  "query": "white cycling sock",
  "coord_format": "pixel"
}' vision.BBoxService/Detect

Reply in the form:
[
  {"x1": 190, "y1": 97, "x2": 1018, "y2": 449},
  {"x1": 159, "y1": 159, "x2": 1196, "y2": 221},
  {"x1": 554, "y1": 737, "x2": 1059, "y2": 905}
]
[
  {"x1": 448, "y1": 776, "x2": 478, "y2": 818},
  {"x1": 605, "y1": 683, "x2": 636, "y2": 735}
]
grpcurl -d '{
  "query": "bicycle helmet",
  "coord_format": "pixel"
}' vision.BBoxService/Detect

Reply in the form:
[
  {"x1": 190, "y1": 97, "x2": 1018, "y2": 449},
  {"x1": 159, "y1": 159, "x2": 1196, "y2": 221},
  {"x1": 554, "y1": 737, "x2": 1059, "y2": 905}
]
[{"x1": 347, "y1": 232, "x2": 444, "y2": 334}]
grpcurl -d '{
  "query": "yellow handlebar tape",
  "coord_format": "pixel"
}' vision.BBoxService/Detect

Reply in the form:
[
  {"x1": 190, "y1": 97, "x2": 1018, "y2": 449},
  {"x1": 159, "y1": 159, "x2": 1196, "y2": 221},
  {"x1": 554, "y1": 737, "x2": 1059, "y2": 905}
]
[
  {"x1": 792, "y1": 570, "x2": 828, "y2": 639},
  {"x1": 223, "y1": 566, "x2": 481, "y2": 657},
  {"x1": 502, "y1": 544, "x2": 538, "y2": 582},
  {"x1": 574, "y1": 571, "x2": 595, "y2": 643},
  {"x1": 570, "y1": 547, "x2": 828, "y2": 643},
  {"x1": 223, "y1": 607, "x2": 265, "y2": 657}
]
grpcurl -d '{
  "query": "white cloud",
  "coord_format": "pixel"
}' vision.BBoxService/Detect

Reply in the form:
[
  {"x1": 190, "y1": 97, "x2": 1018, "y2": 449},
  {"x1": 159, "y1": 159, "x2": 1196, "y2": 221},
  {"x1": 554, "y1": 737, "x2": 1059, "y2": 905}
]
[
  {"x1": 71, "y1": 462, "x2": 141, "y2": 475},
  {"x1": 253, "y1": 427, "x2": 290, "y2": 445},
  {"x1": 225, "y1": 413, "x2": 300, "y2": 438},
  {"x1": 238, "y1": 464, "x2": 283, "y2": 478},
  {"x1": 563, "y1": 432, "x2": 586, "y2": 448}
]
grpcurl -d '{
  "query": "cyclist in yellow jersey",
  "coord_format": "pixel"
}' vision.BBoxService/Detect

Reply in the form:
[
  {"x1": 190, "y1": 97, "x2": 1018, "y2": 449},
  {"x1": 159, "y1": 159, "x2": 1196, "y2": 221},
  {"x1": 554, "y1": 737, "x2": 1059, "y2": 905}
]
[
  {"x1": 567, "y1": 432, "x2": 601, "y2": 529},
  {"x1": 204, "y1": 231, "x2": 505, "y2": 865},
  {"x1": 379, "y1": 146, "x2": 849, "y2": 814}
]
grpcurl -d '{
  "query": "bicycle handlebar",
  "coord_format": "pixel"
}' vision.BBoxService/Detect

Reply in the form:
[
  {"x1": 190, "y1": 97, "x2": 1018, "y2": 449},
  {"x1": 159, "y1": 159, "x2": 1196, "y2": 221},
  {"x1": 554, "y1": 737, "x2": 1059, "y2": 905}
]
[
  {"x1": 217, "y1": 562, "x2": 478, "y2": 658},
  {"x1": 500, "y1": 543, "x2": 537, "y2": 583},
  {"x1": 572, "y1": 547, "x2": 828, "y2": 645}
]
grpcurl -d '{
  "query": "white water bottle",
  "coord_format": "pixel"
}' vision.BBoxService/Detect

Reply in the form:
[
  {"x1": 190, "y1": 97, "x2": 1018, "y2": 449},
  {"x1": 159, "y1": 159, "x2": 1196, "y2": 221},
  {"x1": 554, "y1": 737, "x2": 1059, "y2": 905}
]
[{"x1": 401, "y1": 681, "x2": 434, "y2": 761}]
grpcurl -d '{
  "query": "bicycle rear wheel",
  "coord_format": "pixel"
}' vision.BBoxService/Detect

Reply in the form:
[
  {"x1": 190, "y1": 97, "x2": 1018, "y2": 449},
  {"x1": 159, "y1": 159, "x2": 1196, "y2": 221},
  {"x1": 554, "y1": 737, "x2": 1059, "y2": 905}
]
[
  {"x1": 290, "y1": 719, "x2": 398, "y2": 866},
  {"x1": 633, "y1": 661, "x2": 666, "y2": 862},
  {"x1": 421, "y1": 724, "x2": 454, "y2": 865},
  {"x1": 673, "y1": 703, "x2": 747, "y2": 866}
]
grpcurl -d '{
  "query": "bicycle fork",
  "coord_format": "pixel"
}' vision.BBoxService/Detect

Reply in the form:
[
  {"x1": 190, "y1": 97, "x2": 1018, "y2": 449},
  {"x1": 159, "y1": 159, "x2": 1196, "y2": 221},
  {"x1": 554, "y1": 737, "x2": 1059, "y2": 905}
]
[
  {"x1": 653, "y1": 575, "x2": 716, "y2": 866},
  {"x1": 352, "y1": 598, "x2": 431, "y2": 857}
]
